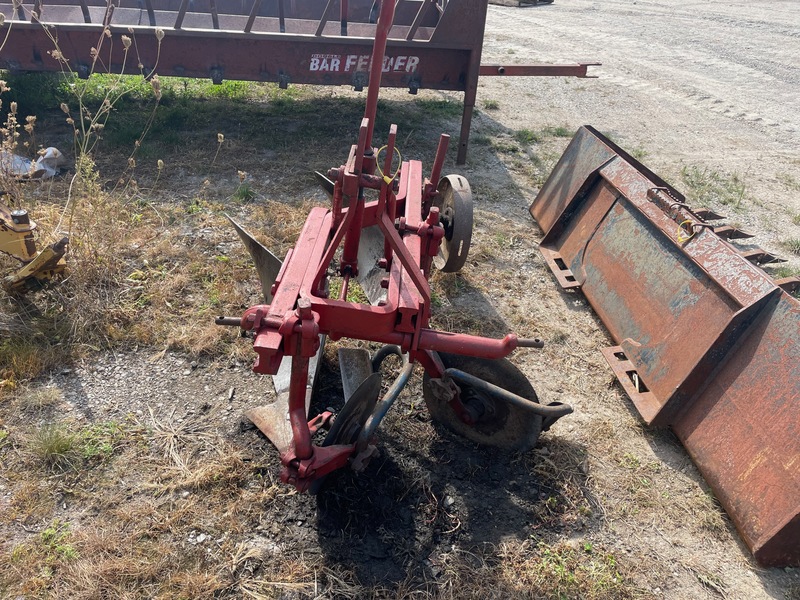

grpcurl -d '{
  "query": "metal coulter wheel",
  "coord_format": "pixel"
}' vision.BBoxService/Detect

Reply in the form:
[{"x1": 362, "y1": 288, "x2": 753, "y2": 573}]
[
  {"x1": 433, "y1": 175, "x2": 473, "y2": 273},
  {"x1": 307, "y1": 372, "x2": 382, "y2": 494},
  {"x1": 423, "y1": 353, "x2": 542, "y2": 451}
]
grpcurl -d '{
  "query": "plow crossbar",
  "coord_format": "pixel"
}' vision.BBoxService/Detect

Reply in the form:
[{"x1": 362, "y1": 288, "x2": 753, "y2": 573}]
[{"x1": 529, "y1": 125, "x2": 800, "y2": 567}]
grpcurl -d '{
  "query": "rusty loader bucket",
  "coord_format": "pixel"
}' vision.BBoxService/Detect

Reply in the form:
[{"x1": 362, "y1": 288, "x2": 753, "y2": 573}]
[{"x1": 529, "y1": 126, "x2": 799, "y2": 567}]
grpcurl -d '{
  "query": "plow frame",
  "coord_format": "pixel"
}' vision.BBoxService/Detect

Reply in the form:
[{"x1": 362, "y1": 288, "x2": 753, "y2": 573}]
[{"x1": 213, "y1": 0, "x2": 570, "y2": 492}]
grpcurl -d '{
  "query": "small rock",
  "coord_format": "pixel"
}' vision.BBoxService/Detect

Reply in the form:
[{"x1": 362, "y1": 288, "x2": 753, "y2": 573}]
[
  {"x1": 183, "y1": 369, "x2": 192, "y2": 376},
  {"x1": 444, "y1": 496, "x2": 455, "y2": 508},
  {"x1": 190, "y1": 361, "x2": 198, "y2": 369},
  {"x1": 181, "y1": 490, "x2": 190, "y2": 498},
  {"x1": 196, "y1": 533, "x2": 208, "y2": 544}
]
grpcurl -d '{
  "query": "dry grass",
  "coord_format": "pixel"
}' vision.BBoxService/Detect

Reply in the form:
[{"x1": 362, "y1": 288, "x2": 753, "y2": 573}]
[{"x1": 2, "y1": 70, "x2": 788, "y2": 599}]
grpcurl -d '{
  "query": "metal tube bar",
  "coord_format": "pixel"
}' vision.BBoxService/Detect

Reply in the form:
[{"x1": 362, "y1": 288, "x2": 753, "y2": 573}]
[
  {"x1": 278, "y1": 0, "x2": 285, "y2": 33},
  {"x1": 315, "y1": 0, "x2": 335, "y2": 36},
  {"x1": 144, "y1": 0, "x2": 157, "y2": 26},
  {"x1": 479, "y1": 63, "x2": 600, "y2": 78},
  {"x1": 210, "y1": 0, "x2": 220, "y2": 29},
  {"x1": 357, "y1": 359, "x2": 414, "y2": 450},
  {"x1": 445, "y1": 368, "x2": 573, "y2": 418},
  {"x1": 363, "y1": 0, "x2": 396, "y2": 151},
  {"x1": 289, "y1": 355, "x2": 313, "y2": 460},
  {"x1": 371, "y1": 344, "x2": 403, "y2": 371},
  {"x1": 428, "y1": 133, "x2": 449, "y2": 191},
  {"x1": 79, "y1": 0, "x2": 91, "y2": 23},
  {"x1": 406, "y1": 0, "x2": 432, "y2": 40},
  {"x1": 244, "y1": 0, "x2": 262, "y2": 33},
  {"x1": 174, "y1": 0, "x2": 189, "y2": 29}
]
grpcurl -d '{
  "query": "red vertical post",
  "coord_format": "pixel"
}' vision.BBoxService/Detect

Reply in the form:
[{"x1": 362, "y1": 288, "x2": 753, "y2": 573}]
[{"x1": 363, "y1": 0, "x2": 396, "y2": 152}]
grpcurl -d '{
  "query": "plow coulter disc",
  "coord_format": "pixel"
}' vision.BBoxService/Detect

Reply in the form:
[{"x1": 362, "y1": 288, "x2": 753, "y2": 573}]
[
  {"x1": 308, "y1": 372, "x2": 382, "y2": 495},
  {"x1": 423, "y1": 353, "x2": 542, "y2": 451},
  {"x1": 434, "y1": 175, "x2": 473, "y2": 273}
]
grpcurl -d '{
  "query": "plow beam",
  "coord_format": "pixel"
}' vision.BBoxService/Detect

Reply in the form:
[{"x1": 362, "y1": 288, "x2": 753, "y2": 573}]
[{"x1": 530, "y1": 125, "x2": 799, "y2": 567}]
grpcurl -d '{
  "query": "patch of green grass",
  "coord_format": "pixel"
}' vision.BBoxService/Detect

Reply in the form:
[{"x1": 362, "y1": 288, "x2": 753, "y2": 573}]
[
  {"x1": 327, "y1": 279, "x2": 370, "y2": 304},
  {"x1": 513, "y1": 128, "x2": 541, "y2": 145},
  {"x1": 491, "y1": 139, "x2": 520, "y2": 154},
  {"x1": 1, "y1": 72, "x2": 66, "y2": 116},
  {"x1": 783, "y1": 238, "x2": 800, "y2": 256},
  {"x1": 39, "y1": 520, "x2": 79, "y2": 561},
  {"x1": 233, "y1": 182, "x2": 256, "y2": 203},
  {"x1": 772, "y1": 265, "x2": 800, "y2": 279},
  {"x1": 628, "y1": 146, "x2": 649, "y2": 162},
  {"x1": 0, "y1": 330, "x2": 68, "y2": 386},
  {"x1": 78, "y1": 422, "x2": 126, "y2": 461},
  {"x1": 498, "y1": 542, "x2": 632, "y2": 599},
  {"x1": 413, "y1": 98, "x2": 462, "y2": 119},
  {"x1": 543, "y1": 125, "x2": 573, "y2": 138},
  {"x1": 204, "y1": 80, "x2": 251, "y2": 101},
  {"x1": 17, "y1": 387, "x2": 62, "y2": 412},
  {"x1": 777, "y1": 173, "x2": 800, "y2": 191},
  {"x1": 680, "y1": 165, "x2": 748, "y2": 209},
  {"x1": 30, "y1": 424, "x2": 79, "y2": 473},
  {"x1": 792, "y1": 213, "x2": 800, "y2": 226},
  {"x1": 483, "y1": 99, "x2": 500, "y2": 110},
  {"x1": 618, "y1": 452, "x2": 641, "y2": 470}
]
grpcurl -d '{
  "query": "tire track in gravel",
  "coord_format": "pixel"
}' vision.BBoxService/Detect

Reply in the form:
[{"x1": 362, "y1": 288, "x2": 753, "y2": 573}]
[{"x1": 485, "y1": 3, "x2": 800, "y2": 141}]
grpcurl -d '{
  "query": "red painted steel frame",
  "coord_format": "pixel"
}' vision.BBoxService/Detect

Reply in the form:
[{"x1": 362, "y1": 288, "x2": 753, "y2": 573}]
[
  {"x1": 0, "y1": 0, "x2": 597, "y2": 163},
  {"x1": 225, "y1": 1, "x2": 532, "y2": 491}
]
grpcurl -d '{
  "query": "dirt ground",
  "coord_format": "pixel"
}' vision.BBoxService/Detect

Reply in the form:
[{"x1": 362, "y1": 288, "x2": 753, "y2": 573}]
[{"x1": 2, "y1": 0, "x2": 799, "y2": 598}]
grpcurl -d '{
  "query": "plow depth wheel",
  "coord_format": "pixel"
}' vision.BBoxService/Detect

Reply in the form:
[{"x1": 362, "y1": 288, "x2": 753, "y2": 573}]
[
  {"x1": 423, "y1": 353, "x2": 542, "y2": 451},
  {"x1": 434, "y1": 175, "x2": 473, "y2": 273}
]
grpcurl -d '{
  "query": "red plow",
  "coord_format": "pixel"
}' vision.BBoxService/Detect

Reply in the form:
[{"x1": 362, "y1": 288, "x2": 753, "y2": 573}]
[{"x1": 216, "y1": 1, "x2": 572, "y2": 492}]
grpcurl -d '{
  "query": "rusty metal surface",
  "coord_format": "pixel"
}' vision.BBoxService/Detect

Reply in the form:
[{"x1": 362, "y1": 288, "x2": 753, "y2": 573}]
[
  {"x1": 530, "y1": 125, "x2": 800, "y2": 566},
  {"x1": 532, "y1": 126, "x2": 778, "y2": 426},
  {"x1": 673, "y1": 290, "x2": 800, "y2": 567}
]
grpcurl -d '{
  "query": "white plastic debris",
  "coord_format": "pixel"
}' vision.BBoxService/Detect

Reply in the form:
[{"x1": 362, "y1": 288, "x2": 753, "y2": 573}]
[
  {"x1": 0, "y1": 146, "x2": 68, "y2": 179},
  {"x1": 34, "y1": 147, "x2": 69, "y2": 179}
]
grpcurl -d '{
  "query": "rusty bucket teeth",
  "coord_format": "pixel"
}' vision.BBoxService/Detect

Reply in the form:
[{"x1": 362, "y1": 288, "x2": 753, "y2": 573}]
[
  {"x1": 775, "y1": 277, "x2": 800, "y2": 294},
  {"x1": 692, "y1": 207, "x2": 726, "y2": 221},
  {"x1": 225, "y1": 213, "x2": 282, "y2": 302},
  {"x1": 713, "y1": 225, "x2": 755, "y2": 240},
  {"x1": 739, "y1": 247, "x2": 786, "y2": 265}
]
